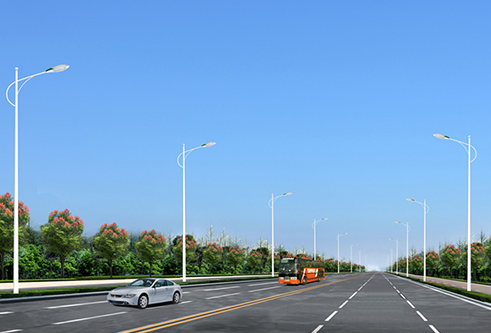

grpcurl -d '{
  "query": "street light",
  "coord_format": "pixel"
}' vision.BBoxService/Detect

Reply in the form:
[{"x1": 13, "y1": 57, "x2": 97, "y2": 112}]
[
  {"x1": 177, "y1": 142, "x2": 216, "y2": 282},
  {"x1": 434, "y1": 133, "x2": 477, "y2": 292},
  {"x1": 337, "y1": 232, "x2": 348, "y2": 273},
  {"x1": 395, "y1": 221, "x2": 409, "y2": 277},
  {"x1": 350, "y1": 244, "x2": 358, "y2": 273},
  {"x1": 312, "y1": 217, "x2": 328, "y2": 260},
  {"x1": 389, "y1": 238, "x2": 399, "y2": 274},
  {"x1": 268, "y1": 192, "x2": 292, "y2": 277},
  {"x1": 388, "y1": 247, "x2": 393, "y2": 273},
  {"x1": 5, "y1": 65, "x2": 69, "y2": 294},
  {"x1": 406, "y1": 198, "x2": 429, "y2": 281}
]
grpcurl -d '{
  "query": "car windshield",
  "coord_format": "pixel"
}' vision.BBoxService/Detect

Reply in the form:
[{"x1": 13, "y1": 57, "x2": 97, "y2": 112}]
[{"x1": 128, "y1": 279, "x2": 154, "y2": 287}]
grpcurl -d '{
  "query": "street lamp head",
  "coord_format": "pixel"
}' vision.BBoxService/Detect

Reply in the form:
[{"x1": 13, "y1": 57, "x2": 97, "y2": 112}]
[
  {"x1": 405, "y1": 198, "x2": 415, "y2": 202},
  {"x1": 321, "y1": 217, "x2": 328, "y2": 220},
  {"x1": 395, "y1": 221, "x2": 402, "y2": 225},
  {"x1": 45, "y1": 64, "x2": 70, "y2": 73},
  {"x1": 433, "y1": 133, "x2": 450, "y2": 140},
  {"x1": 201, "y1": 142, "x2": 216, "y2": 148},
  {"x1": 283, "y1": 192, "x2": 292, "y2": 196}
]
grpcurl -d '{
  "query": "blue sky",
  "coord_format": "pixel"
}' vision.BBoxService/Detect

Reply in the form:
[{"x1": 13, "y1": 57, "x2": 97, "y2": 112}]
[{"x1": 1, "y1": 1, "x2": 491, "y2": 270}]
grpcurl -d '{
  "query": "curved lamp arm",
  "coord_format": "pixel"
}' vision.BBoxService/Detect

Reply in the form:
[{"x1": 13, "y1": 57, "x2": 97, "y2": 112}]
[
  {"x1": 6, "y1": 65, "x2": 70, "y2": 107},
  {"x1": 177, "y1": 142, "x2": 216, "y2": 168},
  {"x1": 268, "y1": 192, "x2": 292, "y2": 208},
  {"x1": 434, "y1": 133, "x2": 477, "y2": 163}
]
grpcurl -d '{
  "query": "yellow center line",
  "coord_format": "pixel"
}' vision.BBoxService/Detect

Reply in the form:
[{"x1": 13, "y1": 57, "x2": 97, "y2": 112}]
[{"x1": 120, "y1": 274, "x2": 368, "y2": 333}]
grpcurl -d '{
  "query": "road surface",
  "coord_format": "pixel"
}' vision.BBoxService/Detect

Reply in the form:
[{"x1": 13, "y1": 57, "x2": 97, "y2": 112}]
[{"x1": 1, "y1": 273, "x2": 490, "y2": 332}]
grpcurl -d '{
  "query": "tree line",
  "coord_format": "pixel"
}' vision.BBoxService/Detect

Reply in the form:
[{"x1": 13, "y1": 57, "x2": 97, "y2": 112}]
[
  {"x1": 0, "y1": 193, "x2": 364, "y2": 280},
  {"x1": 388, "y1": 239, "x2": 491, "y2": 282}
]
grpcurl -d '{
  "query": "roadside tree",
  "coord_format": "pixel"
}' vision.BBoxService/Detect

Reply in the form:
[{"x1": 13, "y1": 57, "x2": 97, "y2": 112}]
[
  {"x1": 202, "y1": 243, "x2": 223, "y2": 273},
  {"x1": 94, "y1": 222, "x2": 130, "y2": 277},
  {"x1": 440, "y1": 245, "x2": 462, "y2": 277},
  {"x1": 226, "y1": 246, "x2": 245, "y2": 272},
  {"x1": 247, "y1": 250, "x2": 262, "y2": 273},
  {"x1": 41, "y1": 209, "x2": 84, "y2": 278},
  {"x1": 0, "y1": 192, "x2": 30, "y2": 280},
  {"x1": 135, "y1": 229, "x2": 166, "y2": 276}
]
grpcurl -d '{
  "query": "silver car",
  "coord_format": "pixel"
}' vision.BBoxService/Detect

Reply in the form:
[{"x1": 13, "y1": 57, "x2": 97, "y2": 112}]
[{"x1": 107, "y1": 278, "x2": 183, "y2": 309}]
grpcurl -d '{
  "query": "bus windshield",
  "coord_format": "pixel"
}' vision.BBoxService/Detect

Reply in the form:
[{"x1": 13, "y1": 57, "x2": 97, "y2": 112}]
[{"x1": 279, "y1": 258, "x2": 296, "y2": 275}]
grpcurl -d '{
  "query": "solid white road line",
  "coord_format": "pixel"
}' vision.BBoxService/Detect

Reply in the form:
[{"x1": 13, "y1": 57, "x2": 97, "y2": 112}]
[
  {"x1": 45, "y1": 300, "x2": 107, "y2": 309},
  {"x1": 325, "y1": 311, "x2": 338, "y2": 322},
  {"x1": 0, "y1": 330, "x2": 22, "y2": 333},
  {"x1": 0, "y1": 312, "x2": 13, "y2": 315},
  {"x1": 416, "y1": 311, "x2": 428, "y2": 322},
  {"x1": 398, "y1": 275, "x2": 491, "y2": 312},
  {"x1": 429, "y1": 325, "x2": 440, "y2": 333},
  {"x1": 406, "y1": 300, "x2": 415, "y2": 309},
  {"x1": 311, "y1": 324, "x2": 324, "y2": 333},
  {"x1": 206, "y1": 292, "x2": 241, "y2": 300},
  {"x1": 52, "y1": 312, "x2": 127, "y2": 325},
  {"x1": 339, "y1": 300, "x2": 349, "y2": 309},
  {"x1": 248, "y1": 286, "x2": 281, "y2": 293},
  {"x1": 203, "y1": 286, "x2": 240, "y2": 292}
]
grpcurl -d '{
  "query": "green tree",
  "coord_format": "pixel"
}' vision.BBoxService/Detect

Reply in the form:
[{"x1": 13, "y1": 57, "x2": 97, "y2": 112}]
[
  {"x1": 172, "y1": 235, "x2": 198, "y2": 268},
  {"x1": 202, "y1": 243, "x2": 223, "y2": 273},
  {"x1": 464, "y1": 242, "x2": 485, "y2": 280},
  {"x1": 426, "y1": 250, "x2": 440, "y2": 276},
  {"x1": 440, "y1": 245, "x2": 462, "y2": 277},
  {"x1": 94, "y1": 222, "x2": 130, "y2": 277},
  {"x1": 247, "y1": 250, "x2": 262, "y2": 273},
  {"x1": 41, "y1": 209, "x2": 84, "y2": 278},
  {"x1": 0, "y1": 192, "x2": 30, "y2": 280},
  {"x1": 409, "y1": 255, "x2": 423, "y2": 274},
  {"x1": 135, "y1": 229, "x2": 166, "y2": 276},
  {"x1": 226, "y1": 246, "x2": 245, "y2": 272}
]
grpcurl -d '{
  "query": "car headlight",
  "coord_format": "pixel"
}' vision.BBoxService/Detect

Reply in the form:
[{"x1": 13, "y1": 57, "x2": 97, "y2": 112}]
[{"x1": 122, "y1": 294, "x2": 136, "y2": 298}]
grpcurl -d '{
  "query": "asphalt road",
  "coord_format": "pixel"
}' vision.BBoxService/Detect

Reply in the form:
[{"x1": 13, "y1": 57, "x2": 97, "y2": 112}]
[{"x1": 1, "y1": 273, "x2": 490, "y2": 333}]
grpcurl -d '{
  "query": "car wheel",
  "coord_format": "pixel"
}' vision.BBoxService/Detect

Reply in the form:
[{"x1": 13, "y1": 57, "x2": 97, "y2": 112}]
[
  {"x1": 137, "y1": 294, "x2": 148, "y2": 309},
  {"x1": 172, "y1": 291, "x2": 181, "y2": 304}
]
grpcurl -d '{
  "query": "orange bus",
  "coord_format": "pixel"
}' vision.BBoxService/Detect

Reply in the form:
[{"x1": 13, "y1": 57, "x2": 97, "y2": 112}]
[{"x1": 278, "y1": 257, "x2": 325, "y2": 285}]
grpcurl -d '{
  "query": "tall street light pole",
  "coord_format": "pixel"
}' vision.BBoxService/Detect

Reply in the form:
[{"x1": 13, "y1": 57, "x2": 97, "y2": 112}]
[
  {"x1": 395, "y1": 221, "x2": 409, "y2": 277},
  {"x1": 312, "y1": 217, "x2": 327, "y2": 260},
  {"x1": 177, "y1": 142, "x2": 216, "y2": 282},
  {"x1": 268, "y1": 192, "x2": 292, "y2": 277},
  {"x1": 434, "y1": 133, "x2": 477, "y2": 292},
  {"x1": 337, "y1": 232, "x2": 347, "y2": 273},
  {"x1": 350, "y1": 244, "x2": 358, "y2": 272},
  {"x1": 389, "y1": 248, "x2": 393, "y2": 273},
  {"x1": 406, "y1": 198, "x2": 429, "y2": 281},
  {"x1": 389, "y1": 238, "x2": 399, "y2": 274},
  {"x1": 6, "y1": 65, "x2": 69, "y2": 294}
]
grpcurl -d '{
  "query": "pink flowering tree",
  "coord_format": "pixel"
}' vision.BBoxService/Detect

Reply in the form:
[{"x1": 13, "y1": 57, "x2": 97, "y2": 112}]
[
  {"x1": 226, "y1": 246, "x2": 245, "y2": 272},
  {"x1": 426, "y1": 250, "x2": 440, "y2": 276},
  {"x1": 464, "y1": 242, "x2": 485, "y2": 279},
  {"x1": 135, "y1": 229, "x2": 166, "y2": 276},
  {"x1": 41, "y1": 209, "x2": 84, "y2": 278},
  {"x1": 247, "y1": 250, "x2": 263, "y2": 273},
  {"x1": 440, "y1": 245, "x2": 462, "y2": 277},
  {"x1": 0, "y1": 192, "x2": 30, "y2": 280},
  {"x1": 172, "y1": 235, "x2": 198, "y2": 267},
  {"x1": 409, "y1": 255, "x2": 423, "y2": 274},
  {"x1": 203, "y1": 243, "x2": 223, "y2": 273},
  {"x1": 94, "y1": 222, "x2": 130, "y2": 278}
]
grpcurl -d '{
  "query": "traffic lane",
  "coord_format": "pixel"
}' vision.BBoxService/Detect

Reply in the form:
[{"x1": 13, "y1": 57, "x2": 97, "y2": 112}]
[
  {"x1": 0, "y1": 277, "x2": 328, "y2": 332},
  {"x1": 389, "y1": 274, "x2": 491, "y2": 332},
  {"x1": 118, "y1": 273, "x2": 371, "y2": 333},
  {"x1": 321, "y1": 273, "x2": 432, "y2": 333},
  {"x1": 0, "y1": 274, "x2": 367, "y2": 333}
]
